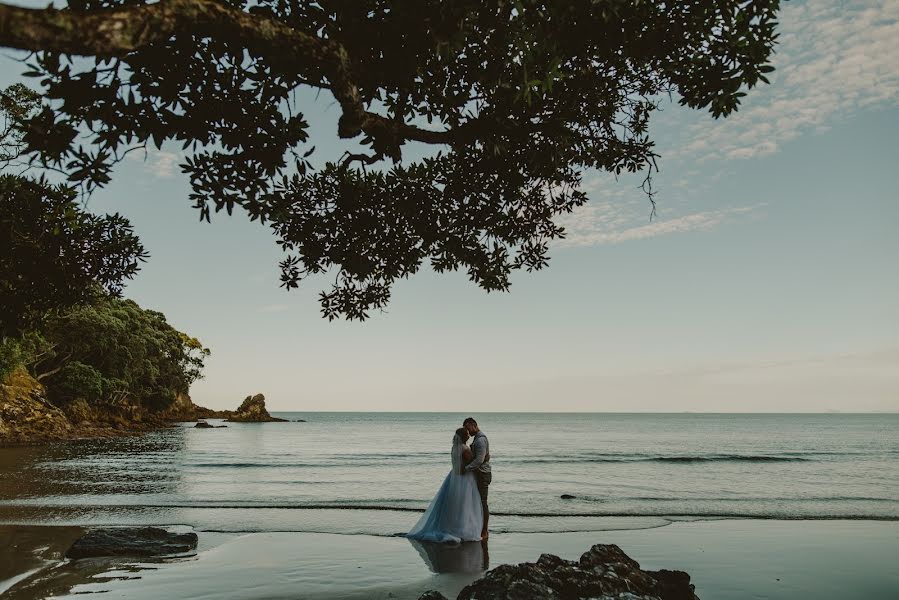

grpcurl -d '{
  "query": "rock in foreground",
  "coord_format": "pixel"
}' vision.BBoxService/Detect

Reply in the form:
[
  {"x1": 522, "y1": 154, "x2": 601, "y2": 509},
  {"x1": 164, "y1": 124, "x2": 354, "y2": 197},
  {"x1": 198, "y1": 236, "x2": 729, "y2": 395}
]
[
  {"x1": 225, "y1": 393, "x2": 288, "y2": 422},
  {"x1": 420, "y1": 544, "x2": 698, "y2": 600},
  {"x1": 66, "y1": 527, "x2": 198, "y2": 559}
]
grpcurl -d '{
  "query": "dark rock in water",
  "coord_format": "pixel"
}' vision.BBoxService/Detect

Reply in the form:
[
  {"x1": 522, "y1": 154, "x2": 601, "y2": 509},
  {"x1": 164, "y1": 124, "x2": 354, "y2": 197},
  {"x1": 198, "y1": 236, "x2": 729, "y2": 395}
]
[
  {"x1": 216, "y1": 425, "x2": 228, "y2": 428},
  {"x1": 295, "y1": 419, "x2": 307, "y2": 422},
  {"x1": 455, "y1": 543, "x2": 698, "y2": 600},
  {"x1": 194, "y1": 421, "x2": 214, "y2": 428},
  {"x1": 66, "y1": 527, "x2": 198, "y2": 559},
  {"x1": 650, "y1": 569, "x2": 700, "y2": 600},
  {"x1": 560, "y1": 494, "x2": 576, "y2": 499},
  {"x1": 225, "y1": 394, "x2": 288, "y2": 422},
  {"x1": 417, "y1": 592, "x2": 449, "y2": 600}
]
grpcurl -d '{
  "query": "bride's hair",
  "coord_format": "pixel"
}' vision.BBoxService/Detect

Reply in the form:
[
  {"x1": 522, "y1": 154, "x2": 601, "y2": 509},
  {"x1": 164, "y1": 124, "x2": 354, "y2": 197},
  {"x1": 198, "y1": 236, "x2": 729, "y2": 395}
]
[{"x1": 454, "y1": 427, "x2": 469, "y2": 442}]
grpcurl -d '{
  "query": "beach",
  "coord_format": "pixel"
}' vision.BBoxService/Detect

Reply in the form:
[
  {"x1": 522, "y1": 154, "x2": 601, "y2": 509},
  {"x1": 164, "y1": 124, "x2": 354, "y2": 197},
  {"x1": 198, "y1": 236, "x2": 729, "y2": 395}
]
[
  {"x1": 2, "y1": 412, "x2": 898, "y2": 598},
  {"x1": 3, "y1": 519, "x2": 899, "y2": 599}
]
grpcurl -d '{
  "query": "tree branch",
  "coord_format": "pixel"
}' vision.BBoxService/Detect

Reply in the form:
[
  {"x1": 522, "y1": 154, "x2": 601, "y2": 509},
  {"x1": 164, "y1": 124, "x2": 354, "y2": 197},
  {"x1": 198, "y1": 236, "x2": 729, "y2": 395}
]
[
  {"x1": 34, "y1": 351, "x2": 71, "y2": 381},
  {"x1": 0, "y1": 0, "x2": 457, "y2": 152}
]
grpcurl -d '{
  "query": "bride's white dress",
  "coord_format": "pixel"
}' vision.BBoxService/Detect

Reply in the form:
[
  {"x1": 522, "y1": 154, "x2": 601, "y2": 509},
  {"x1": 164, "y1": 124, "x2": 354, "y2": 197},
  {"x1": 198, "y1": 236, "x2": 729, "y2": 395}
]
[{"x1": 407, "y1": 435, "x2": 484, "y2": 543}]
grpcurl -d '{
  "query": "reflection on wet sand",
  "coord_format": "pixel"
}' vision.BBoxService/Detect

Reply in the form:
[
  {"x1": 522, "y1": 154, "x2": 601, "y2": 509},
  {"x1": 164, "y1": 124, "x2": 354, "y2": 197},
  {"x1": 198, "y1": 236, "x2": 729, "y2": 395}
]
[
  {"x1": 408, "y1": 539, "x2": 489, "y2": 574},
  {"x1": 0, "y1": 524, "x2": 166, "y2": 600}
]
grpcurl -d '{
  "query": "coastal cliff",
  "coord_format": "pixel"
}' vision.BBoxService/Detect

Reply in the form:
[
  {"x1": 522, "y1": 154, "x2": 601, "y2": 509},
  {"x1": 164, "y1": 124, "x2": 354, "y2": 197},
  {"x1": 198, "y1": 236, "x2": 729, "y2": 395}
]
[
  {"x1": 0, "y1": 373, "x2": 290, "y2": 445},
  {"x1": 0, "y1": 369, "x2": 72, "y2": 443},
  {"x1": 0, "y1": 370, "x2": 161, "y2": 445},
  {"x1": 0, "y1": 369, "x2": 224, "y2": 446}
]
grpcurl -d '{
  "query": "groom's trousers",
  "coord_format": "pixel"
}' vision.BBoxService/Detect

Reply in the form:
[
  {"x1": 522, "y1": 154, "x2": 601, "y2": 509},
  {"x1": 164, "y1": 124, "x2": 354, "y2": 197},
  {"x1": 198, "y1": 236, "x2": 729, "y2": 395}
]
[{"x1": 475, "y1": 471, "x2": 492, "y2": 525}]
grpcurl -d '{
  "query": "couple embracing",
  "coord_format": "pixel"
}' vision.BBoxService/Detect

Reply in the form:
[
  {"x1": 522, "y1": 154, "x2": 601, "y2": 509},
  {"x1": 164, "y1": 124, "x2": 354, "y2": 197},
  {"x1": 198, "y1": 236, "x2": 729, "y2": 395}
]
[{"x1": 408, "y1": 417, "x2": 491, "y2": 543}]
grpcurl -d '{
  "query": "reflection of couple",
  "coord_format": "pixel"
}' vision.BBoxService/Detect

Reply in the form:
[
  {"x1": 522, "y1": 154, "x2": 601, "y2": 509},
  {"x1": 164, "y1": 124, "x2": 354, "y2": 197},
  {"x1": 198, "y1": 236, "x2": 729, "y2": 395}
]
[{"x1": 407, "y1": 417, "x2": 491, "y2": 543}]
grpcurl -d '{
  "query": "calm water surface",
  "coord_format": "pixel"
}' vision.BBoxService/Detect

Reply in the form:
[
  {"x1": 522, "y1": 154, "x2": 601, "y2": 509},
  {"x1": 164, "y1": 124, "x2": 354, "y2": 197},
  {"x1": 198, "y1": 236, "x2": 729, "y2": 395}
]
[{"x1": 1, "y1": 413, "x2": 897, "y2": 535}]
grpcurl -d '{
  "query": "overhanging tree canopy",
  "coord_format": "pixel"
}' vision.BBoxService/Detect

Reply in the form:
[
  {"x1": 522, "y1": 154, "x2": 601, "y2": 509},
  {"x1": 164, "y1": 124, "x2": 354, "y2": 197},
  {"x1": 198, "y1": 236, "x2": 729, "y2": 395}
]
[
  {"x1": 0, "y1": 85, "x2": 147, "y2": 339},
  {"x1": 0, "y1": 173, "x2": 146, "y2": 338},
  {"x1": 0, "y1": 0, "x2": 781, "y2": 319}
]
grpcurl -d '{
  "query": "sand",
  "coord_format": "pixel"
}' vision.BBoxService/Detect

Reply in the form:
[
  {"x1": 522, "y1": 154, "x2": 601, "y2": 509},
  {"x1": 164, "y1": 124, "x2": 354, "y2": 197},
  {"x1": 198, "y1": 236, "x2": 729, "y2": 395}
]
[{"x1": 2, "y1": 519, "x2": 898, "y2": 599}]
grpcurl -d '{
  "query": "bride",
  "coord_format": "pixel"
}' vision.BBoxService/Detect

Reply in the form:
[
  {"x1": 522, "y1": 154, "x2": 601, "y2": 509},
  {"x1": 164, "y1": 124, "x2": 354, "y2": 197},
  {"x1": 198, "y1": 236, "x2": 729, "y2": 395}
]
[{"x1": 407, "y1": 427, "x2": 484, "y2": 543}]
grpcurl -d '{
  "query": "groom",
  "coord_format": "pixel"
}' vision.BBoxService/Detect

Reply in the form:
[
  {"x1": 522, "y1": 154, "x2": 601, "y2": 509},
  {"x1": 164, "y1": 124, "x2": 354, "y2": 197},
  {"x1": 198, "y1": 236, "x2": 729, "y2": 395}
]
[{"x1": 462, "y1": 417, "x2": 491, "y2": 540}]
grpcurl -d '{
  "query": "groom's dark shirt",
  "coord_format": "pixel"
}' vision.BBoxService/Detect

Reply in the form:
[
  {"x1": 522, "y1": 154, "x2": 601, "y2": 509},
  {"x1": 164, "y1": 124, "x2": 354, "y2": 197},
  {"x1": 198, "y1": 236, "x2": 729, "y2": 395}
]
[{"x1": 465, "y1": 431, "x2": 491, "y2": 474}]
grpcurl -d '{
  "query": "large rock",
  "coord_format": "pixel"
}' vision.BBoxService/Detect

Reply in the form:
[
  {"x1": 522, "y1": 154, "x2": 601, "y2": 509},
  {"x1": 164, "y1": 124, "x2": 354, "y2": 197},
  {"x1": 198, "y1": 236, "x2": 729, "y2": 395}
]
[
  {"x1": 431, "y1": 543, "x2": 698, "y2": 600},
  {"x1": 66, "y1": 527, "x2": 198, "y2": 559},
  {"x1": 225, "y1": 394, "x2": 287, "y2": 422}
]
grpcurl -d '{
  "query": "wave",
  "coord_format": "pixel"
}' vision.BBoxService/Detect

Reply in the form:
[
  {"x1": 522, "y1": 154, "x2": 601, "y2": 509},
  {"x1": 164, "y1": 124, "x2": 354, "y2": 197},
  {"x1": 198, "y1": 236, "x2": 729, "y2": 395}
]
[
  {"x1": 10, "y1": 502, "x2": 898, "y2": 522},
  {"x1": 649, "y1": 454, "x2": 809, "y2": 463},
  {"x1": 179, "y1": 453, "x2": 817, "y2": 469},
  {"x1": 522, "y1": 454, "x2": 813, "y2": 464},
  {"x1": 20, "y1": 501, "x2": 896, "y2": 518}
]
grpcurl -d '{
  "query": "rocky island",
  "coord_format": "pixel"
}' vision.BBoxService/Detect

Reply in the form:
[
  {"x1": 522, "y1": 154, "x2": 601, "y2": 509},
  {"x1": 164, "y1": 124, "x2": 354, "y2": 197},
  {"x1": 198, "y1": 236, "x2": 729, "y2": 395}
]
[{"x1": 224, "y1": 393, "x2": 288, "y2": 422}]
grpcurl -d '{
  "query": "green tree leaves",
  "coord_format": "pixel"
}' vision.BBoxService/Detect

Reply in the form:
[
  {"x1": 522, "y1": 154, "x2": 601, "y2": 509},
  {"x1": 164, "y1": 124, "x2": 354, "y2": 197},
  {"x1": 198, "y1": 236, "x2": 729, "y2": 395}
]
[
  {"x1": 0, "y1": 174, "x2": 147, "y2": 337},
  {"x1": 3, "y1": 0, "x2": 782, "y2": 320},
  {"x1": 38, "y1": 297, "x2": 210, "y2": 411}
]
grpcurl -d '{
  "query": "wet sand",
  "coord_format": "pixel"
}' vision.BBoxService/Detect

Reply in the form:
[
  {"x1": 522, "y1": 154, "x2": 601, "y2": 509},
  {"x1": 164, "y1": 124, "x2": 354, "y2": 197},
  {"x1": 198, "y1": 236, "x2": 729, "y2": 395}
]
[
  {"x1": 0, "y1": 525, "x2": 85, "y2": 595},
  {"x1": 2, "y1": 519, "x2": 898, "y2": 599}
]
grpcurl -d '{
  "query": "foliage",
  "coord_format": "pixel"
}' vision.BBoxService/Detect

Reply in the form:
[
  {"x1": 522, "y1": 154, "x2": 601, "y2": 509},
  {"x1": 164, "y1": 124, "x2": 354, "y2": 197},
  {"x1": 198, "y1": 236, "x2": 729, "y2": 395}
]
[
  {"x1": 35, "y1": 296, "x2": 210, "y2": 411},
  {"x1": 0, "y1": 173, "x2": 148, "y2": 338},
  {"x1": 0, "y1": 84, "x2": 148, "y2": 337},
  {"x1": 2, "y1": 0, "x2": 781, "y2": 319},
  {"x1": 0, "y1": 338, "x2": 24, "y2": 381},
  {"x1": 0, "y1": 82, "x2": 40, "y2": 166},
  {"x1": 0, "y1": 330, "x2": 49, "y2": 381},
  {"x1": 52, "y1": 361, "x2": 104, "y2": 404}
]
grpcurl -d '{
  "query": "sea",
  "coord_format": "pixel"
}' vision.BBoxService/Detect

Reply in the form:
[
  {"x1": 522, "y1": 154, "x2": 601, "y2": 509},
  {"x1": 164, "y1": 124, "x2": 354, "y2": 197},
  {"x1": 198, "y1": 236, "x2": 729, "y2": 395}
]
[{"x1": 1, "y1": 413, "x2": 897, "y2": 536}]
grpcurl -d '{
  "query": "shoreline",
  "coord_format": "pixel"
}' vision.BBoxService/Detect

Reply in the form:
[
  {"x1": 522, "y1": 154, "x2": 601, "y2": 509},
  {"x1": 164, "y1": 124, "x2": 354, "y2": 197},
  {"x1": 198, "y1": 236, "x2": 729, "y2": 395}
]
[
  {"x1": 0, "y1": 422, "x2": 177, "y2": 448},
  {"x1": 3, "y1": 519, "x2": 898, "y2": 599}
]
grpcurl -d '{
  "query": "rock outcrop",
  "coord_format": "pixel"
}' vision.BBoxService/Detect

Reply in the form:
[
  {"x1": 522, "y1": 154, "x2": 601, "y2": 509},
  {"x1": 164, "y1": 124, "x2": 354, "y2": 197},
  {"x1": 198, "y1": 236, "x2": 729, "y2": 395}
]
[
  {"x1": 0, "y1": 370, "x2": 164, "y2": 445},
  {"x1": 419, "y1": 543, "x2": 698, "y2": 600},
  {"x1": 158, "y1": 391, "x2": 232, "y2": 421},
  {"x1": 1, "y1": 370, "x2": 224, "y2": 446},
  {"x1": 0, "y1": 369, "x2": 73, "y2": 443},
  {"x1": 225, "y1": 394, "x2": 287, "y2": 422},
  {"x1": 66, "y1": 527, "x2": 198, "y2": 559}
]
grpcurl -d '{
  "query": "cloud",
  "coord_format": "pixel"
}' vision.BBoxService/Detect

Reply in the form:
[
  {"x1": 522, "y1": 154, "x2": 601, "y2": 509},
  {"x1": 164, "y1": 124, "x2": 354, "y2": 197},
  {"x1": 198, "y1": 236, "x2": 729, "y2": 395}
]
[
  {"x1": 556, "y1": 204, "x2": 763, "y2": 248},
  {"x1": 560, "y1": 2, "x2": 895, "y2": 249},
  {"x1": 680, "y1": 0, "x2": 899, "y2": 162},
  {"x1": 147, "y1": 151, "x2": 178, "y2": 177},
  {"x1": 127, "y1": 148, "x2": 179, "y2": 178}
]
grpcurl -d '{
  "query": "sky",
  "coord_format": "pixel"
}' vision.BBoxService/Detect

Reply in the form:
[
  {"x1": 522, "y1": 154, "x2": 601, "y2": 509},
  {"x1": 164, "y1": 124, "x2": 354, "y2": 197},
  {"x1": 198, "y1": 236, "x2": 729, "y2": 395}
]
[{"x1": 1, "y1": 0, "x2": 897, "y2": 412}]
